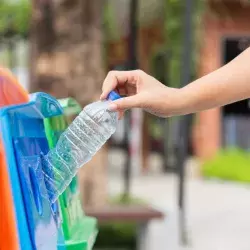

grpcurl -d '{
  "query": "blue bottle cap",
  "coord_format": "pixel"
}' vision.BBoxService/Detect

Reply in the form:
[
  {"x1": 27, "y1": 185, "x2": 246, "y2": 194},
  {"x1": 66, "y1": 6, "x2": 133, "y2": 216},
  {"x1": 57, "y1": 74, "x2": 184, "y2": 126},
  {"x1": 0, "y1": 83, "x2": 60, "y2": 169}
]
[{"x1": 107, "y1": 91, "x2": 122, "y2": 101}]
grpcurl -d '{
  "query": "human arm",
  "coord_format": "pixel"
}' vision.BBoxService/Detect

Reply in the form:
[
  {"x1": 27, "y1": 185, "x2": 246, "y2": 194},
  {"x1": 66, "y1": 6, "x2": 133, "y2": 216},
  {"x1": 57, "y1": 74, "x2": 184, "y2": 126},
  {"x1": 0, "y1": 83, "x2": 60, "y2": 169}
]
[{"x1": 101, "y1": 47, "x2": 250, "y2": 117}]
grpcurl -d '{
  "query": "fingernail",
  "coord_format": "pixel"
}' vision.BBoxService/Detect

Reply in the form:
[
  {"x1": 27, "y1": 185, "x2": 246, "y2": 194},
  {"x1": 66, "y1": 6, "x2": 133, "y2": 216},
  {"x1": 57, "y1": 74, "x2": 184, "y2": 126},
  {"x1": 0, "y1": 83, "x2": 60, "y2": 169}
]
[
  {"x1": 100, "y1": 94, "x2": 105, "y2": 100},
  {"x1": 108, "y1": 103, "x2": 118, "y2": 111}
]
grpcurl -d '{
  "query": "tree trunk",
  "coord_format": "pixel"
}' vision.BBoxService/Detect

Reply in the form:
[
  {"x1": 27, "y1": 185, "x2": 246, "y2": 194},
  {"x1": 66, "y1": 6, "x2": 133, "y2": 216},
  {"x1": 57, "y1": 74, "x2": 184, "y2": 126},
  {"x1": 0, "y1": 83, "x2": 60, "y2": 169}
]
[{"x1": 30, "y1": 0, "x2": 107, "y2": 207}]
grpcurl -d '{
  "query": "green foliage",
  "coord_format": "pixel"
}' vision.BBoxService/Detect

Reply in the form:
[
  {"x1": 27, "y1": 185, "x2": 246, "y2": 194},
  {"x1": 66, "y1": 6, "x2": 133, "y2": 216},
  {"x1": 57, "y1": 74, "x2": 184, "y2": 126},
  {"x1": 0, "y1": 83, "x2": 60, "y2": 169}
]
[
  {"x1": 95, "y1": 222, "x2": 136, "y2": 249},
  {"x1": 110, "y1": 194, "x2": 147, "y2": 206},
  {"x1": 202, "y1": 148, "x2": 250, "y2": 183},
  {"x1": 165, "y1": 0, "x2": 205, "y2": 87},
  {"x1": 102, "y1": 1, "x2": 120, "y2": 71},
  {"x1": 164, "y1": 0, "x2": 184, "y2": 87},
  {"x1": 94, "y1": 194, "x2": 146, "y2": 249},
  {"x1": 103, "y1": 2, "x2": 119, "y2": 42},
  {"x1": 0, "y1": 0, "x2": 31, "y2": 38}
]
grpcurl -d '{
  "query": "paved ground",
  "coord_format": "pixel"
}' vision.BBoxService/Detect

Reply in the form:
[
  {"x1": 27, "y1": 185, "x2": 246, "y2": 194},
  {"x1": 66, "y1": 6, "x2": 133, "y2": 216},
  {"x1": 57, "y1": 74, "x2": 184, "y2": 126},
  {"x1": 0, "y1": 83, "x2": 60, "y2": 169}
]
[{"x1": 108, "y1": 173, "x2": 250, "y2": 250}]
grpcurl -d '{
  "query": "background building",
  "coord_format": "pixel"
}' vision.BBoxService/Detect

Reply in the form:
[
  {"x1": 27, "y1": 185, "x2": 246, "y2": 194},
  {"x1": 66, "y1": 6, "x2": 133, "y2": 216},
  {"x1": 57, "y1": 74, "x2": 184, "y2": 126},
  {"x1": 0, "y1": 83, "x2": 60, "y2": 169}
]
[{"x1": 193, "y1": 0, "x2": 250, "y2": 160}]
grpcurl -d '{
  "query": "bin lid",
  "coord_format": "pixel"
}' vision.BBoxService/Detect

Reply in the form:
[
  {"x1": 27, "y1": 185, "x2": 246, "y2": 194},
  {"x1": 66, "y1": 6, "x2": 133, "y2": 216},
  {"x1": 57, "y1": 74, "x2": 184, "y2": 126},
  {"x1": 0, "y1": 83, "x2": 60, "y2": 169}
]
[
  {"x1": 44, "y1": 97, "x2": 81, "y2": 135},
  {"x1": 0, "y1": 92, "x2": 63, "y2": 250},
  {"x1": 59, "y1": 98, "x2": 82, "y2": 116}
]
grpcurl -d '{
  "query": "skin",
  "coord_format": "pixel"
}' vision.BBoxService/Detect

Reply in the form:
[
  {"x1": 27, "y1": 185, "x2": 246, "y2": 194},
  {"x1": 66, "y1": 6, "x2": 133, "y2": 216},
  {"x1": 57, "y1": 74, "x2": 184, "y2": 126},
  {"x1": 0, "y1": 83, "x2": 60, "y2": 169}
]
[{"x1": 100, "y1": 47, "x2": 250, "y2": 118}]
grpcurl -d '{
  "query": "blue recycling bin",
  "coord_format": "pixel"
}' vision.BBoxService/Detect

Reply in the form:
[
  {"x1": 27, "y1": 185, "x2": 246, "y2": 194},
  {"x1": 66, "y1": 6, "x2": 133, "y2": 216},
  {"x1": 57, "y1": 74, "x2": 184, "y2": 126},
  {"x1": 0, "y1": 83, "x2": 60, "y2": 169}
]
[{"x1": 0, "y1": 92, "x2": 64, "y2": 250}]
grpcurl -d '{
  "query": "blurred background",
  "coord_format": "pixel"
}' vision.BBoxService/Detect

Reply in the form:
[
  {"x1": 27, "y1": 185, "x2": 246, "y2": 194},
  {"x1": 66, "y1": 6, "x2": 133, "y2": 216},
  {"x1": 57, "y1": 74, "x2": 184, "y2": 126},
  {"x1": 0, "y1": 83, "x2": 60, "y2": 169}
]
[{"x1": 1, "y1": 0, "x2": 250, "y2": 249}]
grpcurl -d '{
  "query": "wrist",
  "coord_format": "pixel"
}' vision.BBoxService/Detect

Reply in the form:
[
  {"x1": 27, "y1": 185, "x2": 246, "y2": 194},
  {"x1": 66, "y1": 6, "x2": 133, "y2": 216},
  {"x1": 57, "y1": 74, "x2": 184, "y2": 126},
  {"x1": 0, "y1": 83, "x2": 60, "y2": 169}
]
[
  {"x1": 162, "y1": 87, "x2": 192, "y2": 116},
  {"x1": 177, "y1": 87, "x2": 193, "y2": 115}
]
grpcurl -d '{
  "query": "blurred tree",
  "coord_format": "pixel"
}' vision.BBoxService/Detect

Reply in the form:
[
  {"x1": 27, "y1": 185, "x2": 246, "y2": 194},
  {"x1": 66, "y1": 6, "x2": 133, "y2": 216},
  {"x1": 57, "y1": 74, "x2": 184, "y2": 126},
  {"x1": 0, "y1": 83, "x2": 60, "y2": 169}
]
[
  {"x1": 30, "y1": 0, "x2": 108, "y2": 208},
  {"x1": 159, "y1": 0, "x2": 205, "y2": 172},
  {"x1": 0, "y1": 0, "x2": 31, "y2": 39},
  {"x1": 164, "y1": 0, "x2": 185, "y2": 88},
  {"x1": 165, "y1": 0, "x2": 205, "y2": 88},
  {"x1": 0, "y1": 0, "x2": 31, "y2": 69}
]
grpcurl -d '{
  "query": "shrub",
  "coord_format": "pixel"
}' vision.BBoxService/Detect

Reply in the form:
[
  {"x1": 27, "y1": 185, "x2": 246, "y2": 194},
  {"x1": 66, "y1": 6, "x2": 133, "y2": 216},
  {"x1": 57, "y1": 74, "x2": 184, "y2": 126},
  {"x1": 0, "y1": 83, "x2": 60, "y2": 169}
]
[
  {"x1": 94, "y1": 194, "x2": 146, "y2": 250},
  {"x1": 202, "y1": 148, "x2": 250, "y2": 183}
]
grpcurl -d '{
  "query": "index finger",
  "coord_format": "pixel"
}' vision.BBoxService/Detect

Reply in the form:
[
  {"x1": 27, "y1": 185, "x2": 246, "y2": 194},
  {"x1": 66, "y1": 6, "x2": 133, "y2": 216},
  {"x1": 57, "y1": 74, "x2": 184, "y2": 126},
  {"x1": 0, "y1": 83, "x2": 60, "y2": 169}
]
[{"x1": 100, "y1": 70, "x2": 138, "y2": 100}]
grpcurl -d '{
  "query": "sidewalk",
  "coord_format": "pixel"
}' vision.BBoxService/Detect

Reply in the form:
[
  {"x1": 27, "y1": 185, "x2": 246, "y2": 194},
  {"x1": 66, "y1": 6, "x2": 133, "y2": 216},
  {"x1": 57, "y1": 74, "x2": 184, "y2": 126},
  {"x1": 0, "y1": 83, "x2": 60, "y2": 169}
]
[{"x1": 108, "y1": 173, "x2": 250, "y2": 250}]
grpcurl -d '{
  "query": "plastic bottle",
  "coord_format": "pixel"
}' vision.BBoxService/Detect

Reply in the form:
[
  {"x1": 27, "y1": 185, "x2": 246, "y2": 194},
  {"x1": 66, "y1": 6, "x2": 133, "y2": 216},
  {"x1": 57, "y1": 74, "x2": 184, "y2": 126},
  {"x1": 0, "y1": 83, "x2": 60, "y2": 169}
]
[{"x1": 42, "y1": 91, "x2": 121, "y2": 203}]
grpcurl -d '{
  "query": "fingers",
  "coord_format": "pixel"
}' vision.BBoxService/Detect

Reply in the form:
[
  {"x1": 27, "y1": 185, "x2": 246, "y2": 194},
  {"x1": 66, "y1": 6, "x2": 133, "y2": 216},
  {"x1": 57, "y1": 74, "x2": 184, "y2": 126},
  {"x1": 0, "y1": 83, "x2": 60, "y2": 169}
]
[
  {"x1": 100, "y1": 70, "x2": 140, "y2": 100},
  {"x1": 118, "y1": 110, "x2": 124, "y2": 120},
  {"x1": 109, "y1": 95, "x2": 140, "y2": 111}
]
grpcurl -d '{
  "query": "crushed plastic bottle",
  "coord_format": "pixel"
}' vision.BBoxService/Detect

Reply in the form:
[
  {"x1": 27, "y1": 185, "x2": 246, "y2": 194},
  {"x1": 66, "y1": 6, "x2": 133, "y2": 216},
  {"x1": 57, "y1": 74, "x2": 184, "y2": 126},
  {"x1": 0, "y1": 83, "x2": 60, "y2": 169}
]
[{"x1": 42, "y1": 91, "x2": 121, "y2": 203}]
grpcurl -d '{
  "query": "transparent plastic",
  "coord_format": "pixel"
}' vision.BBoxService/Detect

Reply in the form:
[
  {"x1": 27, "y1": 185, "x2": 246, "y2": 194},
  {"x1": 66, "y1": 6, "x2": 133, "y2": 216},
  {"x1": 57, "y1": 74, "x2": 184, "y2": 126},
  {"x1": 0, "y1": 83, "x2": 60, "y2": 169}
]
[{"x1": 42, "y1": 100, "x2": 118, "y2": 203}]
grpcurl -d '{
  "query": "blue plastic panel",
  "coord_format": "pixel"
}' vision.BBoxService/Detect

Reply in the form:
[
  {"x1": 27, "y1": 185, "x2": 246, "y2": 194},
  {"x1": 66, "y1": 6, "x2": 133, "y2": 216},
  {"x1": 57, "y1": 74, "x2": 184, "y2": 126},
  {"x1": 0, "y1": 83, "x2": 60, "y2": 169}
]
[{"x1": 0, "y1": 93, "x2": 63, "y2": 250}]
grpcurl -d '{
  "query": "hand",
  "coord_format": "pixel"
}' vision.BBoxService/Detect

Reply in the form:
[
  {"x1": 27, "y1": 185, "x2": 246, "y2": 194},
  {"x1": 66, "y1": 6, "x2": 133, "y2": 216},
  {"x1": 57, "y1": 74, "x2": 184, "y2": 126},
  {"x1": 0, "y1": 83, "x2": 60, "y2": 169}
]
[{"x1": 100, "y1": 70, "x2": 184, "y2": 118}]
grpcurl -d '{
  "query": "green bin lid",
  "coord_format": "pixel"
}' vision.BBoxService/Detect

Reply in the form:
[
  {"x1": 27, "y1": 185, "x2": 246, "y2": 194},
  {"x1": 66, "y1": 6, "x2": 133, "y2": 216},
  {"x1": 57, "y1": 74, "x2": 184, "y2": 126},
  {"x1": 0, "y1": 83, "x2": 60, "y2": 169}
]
[{"x1": 59, "y1": 98, "x2": 82, "y2": 116}]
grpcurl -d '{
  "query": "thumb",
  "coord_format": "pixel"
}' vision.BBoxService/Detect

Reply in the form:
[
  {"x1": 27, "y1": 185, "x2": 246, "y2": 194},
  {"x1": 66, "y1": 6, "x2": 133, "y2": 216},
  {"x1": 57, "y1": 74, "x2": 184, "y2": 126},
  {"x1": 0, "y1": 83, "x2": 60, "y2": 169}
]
[{"x1": 109, "y1": 95, "x2": 140, "y2": 111}]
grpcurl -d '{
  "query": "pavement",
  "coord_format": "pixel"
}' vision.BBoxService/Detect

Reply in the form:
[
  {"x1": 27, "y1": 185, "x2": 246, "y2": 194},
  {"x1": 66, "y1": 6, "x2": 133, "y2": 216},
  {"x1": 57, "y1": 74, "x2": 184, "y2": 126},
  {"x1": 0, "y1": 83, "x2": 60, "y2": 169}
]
[{"x1": 108, "y1": 173, "x2": 250, "y2": 250}]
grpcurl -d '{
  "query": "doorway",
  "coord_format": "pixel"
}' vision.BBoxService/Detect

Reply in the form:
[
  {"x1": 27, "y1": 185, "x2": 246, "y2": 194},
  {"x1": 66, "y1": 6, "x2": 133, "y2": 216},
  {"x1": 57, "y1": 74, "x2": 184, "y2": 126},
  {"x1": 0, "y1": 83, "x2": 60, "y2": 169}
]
[{"x1": 222, "y1": 36, "x2": 250, "y2": 149}]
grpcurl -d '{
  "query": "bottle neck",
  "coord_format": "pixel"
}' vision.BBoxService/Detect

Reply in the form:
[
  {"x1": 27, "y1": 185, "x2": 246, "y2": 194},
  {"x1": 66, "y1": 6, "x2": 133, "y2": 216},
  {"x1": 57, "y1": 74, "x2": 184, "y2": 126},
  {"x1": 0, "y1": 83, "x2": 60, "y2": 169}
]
[{"x1": 107, "y1": 91, "x2": 121, "y2": 101}]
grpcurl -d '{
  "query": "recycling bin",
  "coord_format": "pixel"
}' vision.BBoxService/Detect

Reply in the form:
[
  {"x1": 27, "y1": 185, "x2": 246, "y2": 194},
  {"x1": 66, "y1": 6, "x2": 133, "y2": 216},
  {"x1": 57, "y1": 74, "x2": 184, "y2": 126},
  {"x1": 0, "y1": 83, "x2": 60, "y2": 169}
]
[
  {"x1": 44, "y1": 98, "x2": 98, "y2": 250},
  {"x1": 0, "y1": 92, "x2": 64, "y2": 250}
]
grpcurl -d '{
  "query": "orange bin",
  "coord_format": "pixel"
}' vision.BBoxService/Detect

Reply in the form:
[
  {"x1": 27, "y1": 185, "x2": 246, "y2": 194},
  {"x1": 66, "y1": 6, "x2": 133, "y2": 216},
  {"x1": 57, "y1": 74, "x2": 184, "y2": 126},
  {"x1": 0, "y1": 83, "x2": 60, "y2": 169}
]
[{"x1": 0, "y1": 68, "x2": 29, "y2": 250}]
